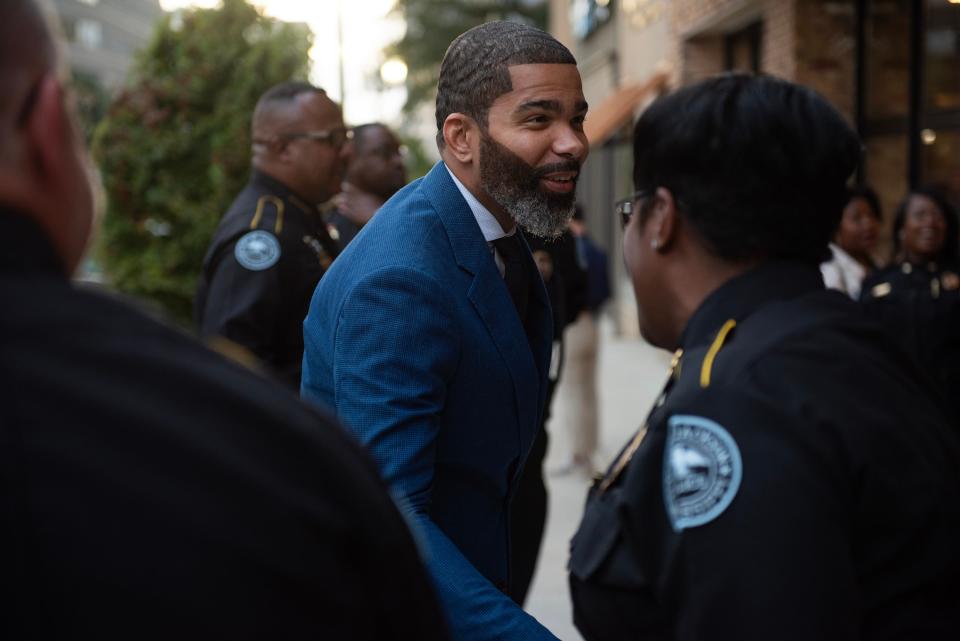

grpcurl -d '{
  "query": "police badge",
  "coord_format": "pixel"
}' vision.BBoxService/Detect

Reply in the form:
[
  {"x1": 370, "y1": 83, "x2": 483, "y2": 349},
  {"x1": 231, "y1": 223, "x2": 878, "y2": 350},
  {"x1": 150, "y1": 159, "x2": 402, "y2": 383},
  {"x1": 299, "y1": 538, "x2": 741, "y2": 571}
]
[
  {"x1": 663, "y1": 414, "x2": 742, "y2": 531},
  {"x1": 234, "y1": 230, "x2": 281, "y2": 271}
]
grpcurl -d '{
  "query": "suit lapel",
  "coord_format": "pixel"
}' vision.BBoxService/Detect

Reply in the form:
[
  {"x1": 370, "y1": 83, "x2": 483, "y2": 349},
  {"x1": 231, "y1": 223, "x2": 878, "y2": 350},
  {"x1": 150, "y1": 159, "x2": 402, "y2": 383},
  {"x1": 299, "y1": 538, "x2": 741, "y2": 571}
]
[{"x1": 422, "y1": 163, "x2": 546, "y2": 449}]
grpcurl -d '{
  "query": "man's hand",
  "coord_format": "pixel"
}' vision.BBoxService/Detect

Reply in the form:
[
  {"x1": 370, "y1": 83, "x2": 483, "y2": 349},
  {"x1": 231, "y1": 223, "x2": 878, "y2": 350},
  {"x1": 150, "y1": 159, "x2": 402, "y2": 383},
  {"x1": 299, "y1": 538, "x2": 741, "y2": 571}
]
[{"x1": 334, "y1": 182, "x2": 384, "y2": 227}]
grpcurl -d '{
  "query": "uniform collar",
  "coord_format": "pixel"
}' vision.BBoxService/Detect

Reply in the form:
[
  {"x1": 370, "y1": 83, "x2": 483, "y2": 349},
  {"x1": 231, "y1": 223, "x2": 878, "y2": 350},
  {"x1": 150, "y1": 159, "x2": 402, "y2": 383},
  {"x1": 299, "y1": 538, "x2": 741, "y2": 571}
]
[
  {"x1": 0, "y1": 207, "x2": 67, "y2": 276},
  {"x1": 249, "y1": 169, "x2": 317, "y2": 215},
  {"x1": 679, "y1": 261, "x2": 825, "y2": 349}
]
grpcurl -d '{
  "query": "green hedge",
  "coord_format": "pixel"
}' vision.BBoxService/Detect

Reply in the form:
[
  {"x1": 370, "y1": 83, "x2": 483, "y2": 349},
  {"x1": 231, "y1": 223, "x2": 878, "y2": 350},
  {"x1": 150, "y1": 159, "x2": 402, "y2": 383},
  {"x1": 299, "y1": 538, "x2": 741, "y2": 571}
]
[{"x1": 93, "y1": 0, "x2": 311, "y2": 324}]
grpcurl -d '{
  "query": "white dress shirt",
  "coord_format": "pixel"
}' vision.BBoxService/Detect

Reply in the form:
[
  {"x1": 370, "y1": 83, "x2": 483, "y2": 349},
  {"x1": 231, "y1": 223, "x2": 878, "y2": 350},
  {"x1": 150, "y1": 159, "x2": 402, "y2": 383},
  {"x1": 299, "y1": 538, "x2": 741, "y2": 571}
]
[
  {"x1": 445, "y1": 163, "x2": 516, "y2": 276},
  {"x1": 821, "y1": 243, "x2": 868, "y2": 299}
]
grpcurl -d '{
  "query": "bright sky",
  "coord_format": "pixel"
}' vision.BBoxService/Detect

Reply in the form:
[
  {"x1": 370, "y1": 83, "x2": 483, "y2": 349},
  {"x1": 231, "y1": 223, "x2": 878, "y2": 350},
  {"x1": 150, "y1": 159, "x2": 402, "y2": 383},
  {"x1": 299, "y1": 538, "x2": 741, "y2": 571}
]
[{"x1": 158, "y1": 0, "x2": 407, "y2": 126}]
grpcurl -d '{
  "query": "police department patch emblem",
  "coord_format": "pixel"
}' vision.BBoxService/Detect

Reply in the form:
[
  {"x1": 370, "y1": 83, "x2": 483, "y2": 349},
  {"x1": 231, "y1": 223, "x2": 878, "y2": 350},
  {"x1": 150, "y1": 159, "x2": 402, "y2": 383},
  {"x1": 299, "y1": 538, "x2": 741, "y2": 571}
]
[
  {"x1": 234, "y1": 230, "x2": 281, "y2": 271},
  {"x1": 663, "y1": 415, "x2": 742, "y2": 531}
]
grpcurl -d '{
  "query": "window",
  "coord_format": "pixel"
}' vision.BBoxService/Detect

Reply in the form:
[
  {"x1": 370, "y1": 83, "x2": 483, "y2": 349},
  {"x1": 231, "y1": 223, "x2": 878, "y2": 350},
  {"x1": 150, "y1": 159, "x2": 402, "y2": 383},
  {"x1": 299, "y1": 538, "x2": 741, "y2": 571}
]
[
  {"x1": 921, "y1": 0, "x2": 960, "y2": 199},
  {"x1": 725, "y1": 21, "x2": 762, "y2": 73},
  {"x1": 860, "y1": 0, "x2": 960, "y2": 207}
]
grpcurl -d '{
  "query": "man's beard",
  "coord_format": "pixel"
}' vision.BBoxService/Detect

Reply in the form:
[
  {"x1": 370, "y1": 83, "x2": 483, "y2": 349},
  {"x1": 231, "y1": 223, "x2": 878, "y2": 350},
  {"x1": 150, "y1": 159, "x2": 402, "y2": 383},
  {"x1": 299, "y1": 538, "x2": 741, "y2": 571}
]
[{"x1": 479, "y1": 132, "x2": 579, "y2": 239}]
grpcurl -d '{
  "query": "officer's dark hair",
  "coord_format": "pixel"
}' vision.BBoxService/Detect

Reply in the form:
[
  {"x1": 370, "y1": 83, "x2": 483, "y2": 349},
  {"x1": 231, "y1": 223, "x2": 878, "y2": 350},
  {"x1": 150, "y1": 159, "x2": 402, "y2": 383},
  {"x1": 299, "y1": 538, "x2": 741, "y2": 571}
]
[
  {"x1": 632, "y1": 73, "x2": 862, "y2": 265},
  {"x1": 435, "y1": 20, "x2": 575, "y2": 150},
  {"x1": 255, "y1": 81, "x2": 325, "y2": 114},
  {"x1": 252, "y1": 82, "x2": 328, "y2": 144},
  {"x1": 891, "y1": 185, "x2": 959, "y2": 265}
]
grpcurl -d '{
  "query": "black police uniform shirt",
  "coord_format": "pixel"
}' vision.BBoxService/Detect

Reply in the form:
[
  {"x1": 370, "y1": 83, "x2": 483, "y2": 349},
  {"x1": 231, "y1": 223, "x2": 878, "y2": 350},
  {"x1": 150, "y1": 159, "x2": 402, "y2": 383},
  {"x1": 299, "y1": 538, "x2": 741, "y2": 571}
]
[
  {"x1": 569, "y1": 262, "x2": 960, "y2": 641},
  {"x1": 195, "y1": 170, "x2": 339, "y2": 389},
  {"x1": 860, "y1": 260, "x2": 960, "y2": 420},
  {"x1": 0, "y1": 209, "x2": 449, "y2": 641}
]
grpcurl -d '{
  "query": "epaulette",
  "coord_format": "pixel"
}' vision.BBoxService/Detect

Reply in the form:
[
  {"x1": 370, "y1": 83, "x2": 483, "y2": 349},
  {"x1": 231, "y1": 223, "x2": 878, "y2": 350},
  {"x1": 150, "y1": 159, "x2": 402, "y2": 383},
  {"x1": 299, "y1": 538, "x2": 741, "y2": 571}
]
[
  {"x1": 697, "y1": 319, "x2": 737, "y2": 388},
  {"x1": 249, "y1": 195, "x2": 285, "y2": 235}
]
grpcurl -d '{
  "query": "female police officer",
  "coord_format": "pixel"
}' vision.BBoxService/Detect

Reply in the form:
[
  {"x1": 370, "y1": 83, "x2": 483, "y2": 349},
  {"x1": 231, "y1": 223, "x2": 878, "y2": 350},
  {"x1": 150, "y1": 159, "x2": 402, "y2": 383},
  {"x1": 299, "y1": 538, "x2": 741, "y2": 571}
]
[
  {"x1": 568, "y1": 74, "x2": 960, "y2": 640},
  {"x1": 861, "y1": 187, "x2": 960, "y2": 420}
]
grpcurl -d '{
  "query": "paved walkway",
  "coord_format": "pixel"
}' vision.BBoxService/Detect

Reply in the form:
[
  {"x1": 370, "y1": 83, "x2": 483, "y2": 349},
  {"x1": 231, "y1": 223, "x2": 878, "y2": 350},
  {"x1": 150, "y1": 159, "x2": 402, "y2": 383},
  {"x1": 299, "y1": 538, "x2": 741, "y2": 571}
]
[{"x1": 525, "y1": 317, "x2": 672, "y2": 640}]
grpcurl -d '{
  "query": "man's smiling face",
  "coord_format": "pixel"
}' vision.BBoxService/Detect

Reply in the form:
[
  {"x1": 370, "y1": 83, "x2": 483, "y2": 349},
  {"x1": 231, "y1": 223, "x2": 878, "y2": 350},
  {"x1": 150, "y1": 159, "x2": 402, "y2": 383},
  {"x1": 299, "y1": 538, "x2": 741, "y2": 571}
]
[{"x1": 478, "y1": 63, "x2": 589, "y2": 238}]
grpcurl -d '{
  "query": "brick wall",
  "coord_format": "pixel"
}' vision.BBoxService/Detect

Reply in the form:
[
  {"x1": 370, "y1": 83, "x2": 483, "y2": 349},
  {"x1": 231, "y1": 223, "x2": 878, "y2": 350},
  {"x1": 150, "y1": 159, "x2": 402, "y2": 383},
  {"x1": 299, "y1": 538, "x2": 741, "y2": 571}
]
[
  {"x1": 681, "y1": 35, "x2": 726, "y2": 83},
  {"x1": 763, "y1": 0, "x2": 796, "y2": 80},
  {"x1": 794, "y1": 0, "x2": 856, "y2": 123},
  {"x1": 673, "y1": 0, "x2": 746, "y2": 31},
  {"x1": 866, "y1": 134, "x2": 910, "y2": 258},
  {"x1": 672, "y1": 0, "x2": 797, "y2": 83}
]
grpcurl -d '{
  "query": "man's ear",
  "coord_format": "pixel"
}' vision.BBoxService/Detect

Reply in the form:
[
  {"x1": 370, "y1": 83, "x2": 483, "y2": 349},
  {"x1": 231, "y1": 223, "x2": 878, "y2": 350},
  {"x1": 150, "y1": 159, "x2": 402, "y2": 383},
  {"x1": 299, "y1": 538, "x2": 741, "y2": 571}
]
[
  {"x1": 23, "y1": 73, "x2": 72, "y2": 192},
  {"x1": 649, "y1": 186, "x2": 680, "y2": 252},
  {"x1": 19, "y1": 72, "x2": 95, "y2": 274},
  {"x1": 442, "y1": 113, "x2": 475, "y2": 163}
]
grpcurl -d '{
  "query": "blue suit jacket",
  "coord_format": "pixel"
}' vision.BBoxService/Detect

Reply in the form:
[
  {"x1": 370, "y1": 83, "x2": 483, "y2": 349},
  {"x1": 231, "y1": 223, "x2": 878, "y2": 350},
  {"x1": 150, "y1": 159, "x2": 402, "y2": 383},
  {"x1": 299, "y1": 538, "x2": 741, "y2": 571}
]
[{"x1": 302, "y1": 162, "x2": 557, "y2": 640}]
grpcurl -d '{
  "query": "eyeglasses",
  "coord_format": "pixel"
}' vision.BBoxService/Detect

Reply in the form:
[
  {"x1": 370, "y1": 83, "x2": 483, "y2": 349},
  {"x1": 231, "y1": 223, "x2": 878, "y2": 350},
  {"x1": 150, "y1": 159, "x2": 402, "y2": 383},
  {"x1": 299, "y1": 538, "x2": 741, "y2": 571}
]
[
  {"x1": 614, "y1": 190, "x2": 652, "y2": 229},
  {"x1": 277, "y1": 128, "x2": 353, "y2": 148}
]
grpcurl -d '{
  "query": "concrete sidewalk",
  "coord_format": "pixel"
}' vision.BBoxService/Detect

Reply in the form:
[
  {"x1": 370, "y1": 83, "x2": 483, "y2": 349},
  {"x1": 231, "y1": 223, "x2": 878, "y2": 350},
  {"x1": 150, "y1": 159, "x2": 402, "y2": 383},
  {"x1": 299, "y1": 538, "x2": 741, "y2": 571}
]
[{"x1": 525, "y1": 317, "x2": 672, "y2": 640}]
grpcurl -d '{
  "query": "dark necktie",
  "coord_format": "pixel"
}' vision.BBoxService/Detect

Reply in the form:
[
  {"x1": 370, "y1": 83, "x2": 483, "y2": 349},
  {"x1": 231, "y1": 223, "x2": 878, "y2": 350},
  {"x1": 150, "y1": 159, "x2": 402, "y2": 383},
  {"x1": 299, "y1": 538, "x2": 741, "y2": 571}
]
[{"x1": 492, "y1": 234, "x2": 529, "y2": 324}]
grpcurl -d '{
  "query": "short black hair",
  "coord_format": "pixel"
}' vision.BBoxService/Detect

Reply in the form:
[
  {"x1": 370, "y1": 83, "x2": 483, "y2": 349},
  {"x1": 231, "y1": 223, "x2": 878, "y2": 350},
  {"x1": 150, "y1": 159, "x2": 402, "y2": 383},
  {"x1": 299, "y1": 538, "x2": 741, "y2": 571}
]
[
  {"x1": 435, "y1": 20, "x2": 575, "y2": 150},
  {"x1": 830, "y1": 183, "x2": 882, "y2": 236},
  {"x1": 846, "y1": 184, "x2": 882, "y2": 221},
  {"x1": 632, "y1": 73, "x2": 861, "y2": 265},
  {"x1": 252, "y1": 81, "x2": 327, "y2": 136},
  {"x1": 258, "y1": 81, "x2": 325, "y2": 104},
  {"x1": 891, "y1": 185, "x2": 959, "y2": 265}
]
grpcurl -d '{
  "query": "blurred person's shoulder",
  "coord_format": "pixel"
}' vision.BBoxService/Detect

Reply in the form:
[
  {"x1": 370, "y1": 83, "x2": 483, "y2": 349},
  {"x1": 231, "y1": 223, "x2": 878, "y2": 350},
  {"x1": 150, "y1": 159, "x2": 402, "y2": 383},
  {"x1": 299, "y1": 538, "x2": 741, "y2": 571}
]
[{"x1": 2, "y1": 272, "x2": 361, "y2": 458}]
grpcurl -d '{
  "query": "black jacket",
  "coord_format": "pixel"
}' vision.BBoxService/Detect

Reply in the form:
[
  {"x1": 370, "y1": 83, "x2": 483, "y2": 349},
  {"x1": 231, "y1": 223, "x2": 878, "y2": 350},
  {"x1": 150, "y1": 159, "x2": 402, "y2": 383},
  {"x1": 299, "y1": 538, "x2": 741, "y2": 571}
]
[
  {"x1": 570, "y1": 262, "x2": 960, "y2": 641},
  {"x1": 195, "y1": 170, "x2": 340, "y2": 389},
  {"x1": 2, "y1": 210, "x2": 448, "y2": 640},
  {"x1": 861, "y1": 260, "x2": 960, "y2": 420}
]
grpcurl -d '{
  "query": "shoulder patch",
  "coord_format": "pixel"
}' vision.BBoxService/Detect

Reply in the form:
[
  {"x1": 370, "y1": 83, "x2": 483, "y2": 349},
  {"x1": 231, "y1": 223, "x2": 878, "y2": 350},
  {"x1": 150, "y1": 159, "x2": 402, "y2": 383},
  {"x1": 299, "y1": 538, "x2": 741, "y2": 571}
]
[
  {"x1": 234, "y1": 230, "x2": 281, "y2": 271},
  {"x1": 663, "y1": 414, "x2": 742, "y2": 531}
]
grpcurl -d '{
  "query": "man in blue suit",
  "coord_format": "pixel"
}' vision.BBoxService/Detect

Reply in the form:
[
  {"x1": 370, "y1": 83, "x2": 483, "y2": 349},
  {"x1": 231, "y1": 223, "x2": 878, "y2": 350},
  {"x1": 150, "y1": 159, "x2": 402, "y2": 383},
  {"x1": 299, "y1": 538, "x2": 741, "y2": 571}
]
[{"x1": 302, "y1": 21, "x2": 588, "y2": 641}]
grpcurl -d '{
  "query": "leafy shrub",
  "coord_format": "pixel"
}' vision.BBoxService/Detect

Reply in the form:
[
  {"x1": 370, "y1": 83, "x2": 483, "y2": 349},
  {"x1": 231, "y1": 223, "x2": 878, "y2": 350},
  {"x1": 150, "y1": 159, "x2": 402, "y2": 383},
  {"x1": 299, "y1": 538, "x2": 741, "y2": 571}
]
[{"x1": 93, "y1": 0, "x2": 311, "y2": 323}]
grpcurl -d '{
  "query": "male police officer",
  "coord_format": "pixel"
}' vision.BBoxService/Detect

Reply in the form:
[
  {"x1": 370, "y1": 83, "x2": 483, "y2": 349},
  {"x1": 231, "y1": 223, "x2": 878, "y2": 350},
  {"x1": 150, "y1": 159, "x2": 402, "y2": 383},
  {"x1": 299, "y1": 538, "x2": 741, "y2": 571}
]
[{"x1": 195, "y1": 82, "x2": 344, "y2": 389}]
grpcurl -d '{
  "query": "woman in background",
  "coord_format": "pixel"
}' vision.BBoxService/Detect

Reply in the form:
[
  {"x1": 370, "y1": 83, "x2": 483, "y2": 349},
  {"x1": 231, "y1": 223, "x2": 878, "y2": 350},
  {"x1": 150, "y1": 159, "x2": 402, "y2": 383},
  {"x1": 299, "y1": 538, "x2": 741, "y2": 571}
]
[
  {"x1": 860, "y1": 186, "x2": 960, "y2": 419},
  {"x1": 820, "y1": 185, "x2": 881, "y2": 298}
]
